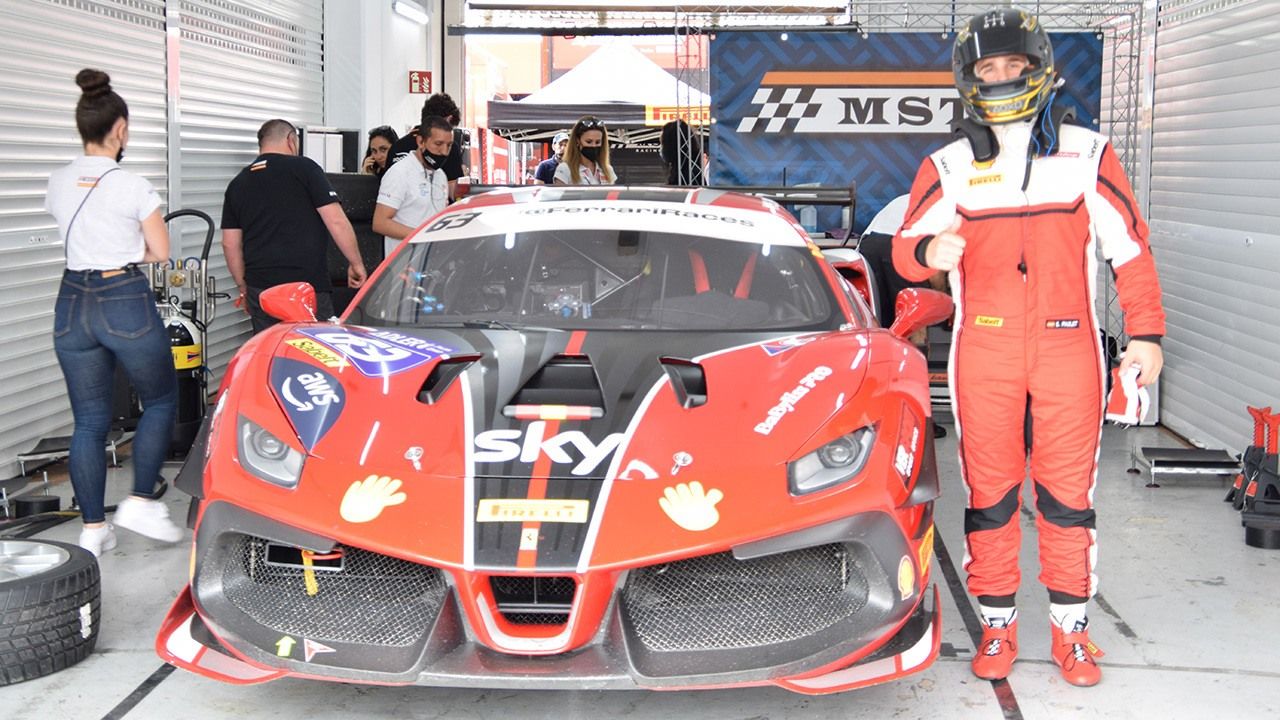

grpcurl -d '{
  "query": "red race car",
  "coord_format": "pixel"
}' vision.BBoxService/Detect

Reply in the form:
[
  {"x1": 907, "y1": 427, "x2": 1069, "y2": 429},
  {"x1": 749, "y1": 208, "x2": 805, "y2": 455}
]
[{"x1": 157, "y1": 186, "x2": 952, "y2": 693}]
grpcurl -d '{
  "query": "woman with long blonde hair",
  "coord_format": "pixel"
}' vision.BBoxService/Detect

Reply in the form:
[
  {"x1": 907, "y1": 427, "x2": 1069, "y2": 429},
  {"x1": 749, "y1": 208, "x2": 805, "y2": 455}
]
[{"x1": 553, "y1": 116, "x2": 616, "y2": 185}]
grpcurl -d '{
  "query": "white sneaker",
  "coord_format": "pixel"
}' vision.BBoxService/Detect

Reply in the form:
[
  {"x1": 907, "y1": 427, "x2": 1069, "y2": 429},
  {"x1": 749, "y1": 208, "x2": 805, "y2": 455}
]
[
  {"x1": 79, "y1": 524, "x2": 118, "y2": 558},
  {"x1": 114, "y1": 496, "x2": 184, "y2": 543}
]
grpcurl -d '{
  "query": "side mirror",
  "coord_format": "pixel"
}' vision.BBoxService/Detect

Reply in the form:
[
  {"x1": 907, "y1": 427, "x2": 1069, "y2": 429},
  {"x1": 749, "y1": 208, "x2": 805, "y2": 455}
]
[
  {"x1": 258, "y1": 282, "x2": 318, "y2": 323},
  {"x1": 888, "y1": 287, "x2": 953, "y2": 340}
]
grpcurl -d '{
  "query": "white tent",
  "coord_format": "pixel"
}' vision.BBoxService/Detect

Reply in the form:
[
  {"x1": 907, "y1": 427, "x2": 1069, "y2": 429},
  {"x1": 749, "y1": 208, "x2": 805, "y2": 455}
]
[
  {"x1": 521, "y1": 41, "x2": 709, "y2": 107},
  {"x1": 487, "y1": 41, "x2": 709, "y2": 145}
]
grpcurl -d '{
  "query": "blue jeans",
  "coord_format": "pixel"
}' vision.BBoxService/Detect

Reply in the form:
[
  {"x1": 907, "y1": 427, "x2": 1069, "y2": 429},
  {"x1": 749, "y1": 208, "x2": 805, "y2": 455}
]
[{"x1": 54, "y1": 268, "x2": 177, "y2": 523}]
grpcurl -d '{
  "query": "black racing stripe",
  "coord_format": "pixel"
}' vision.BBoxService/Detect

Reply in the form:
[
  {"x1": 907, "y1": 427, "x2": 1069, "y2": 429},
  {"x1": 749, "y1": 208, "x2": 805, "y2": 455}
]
[
  {"x1": 958, "y1": 197, "x2": 1085, "y2": 222},
  {"x1": 474, "y1": 476, "x2": 532, "y2": 568},
  {"x1": 1033, "y1": 482, "x2": 1097, "y2": 529},
  {"x1": 964, "y1": 483, "x2": 1022, "y2": 534},
  {"x1": 904, "y1": 180, "x2": 942, "y2": 227},
  {"x1": 535, "y1": 476, "x2": 598, "y2": 569},
  {"x1": 1098, "y1": 172, "x2": 1142, "y2": 238}
]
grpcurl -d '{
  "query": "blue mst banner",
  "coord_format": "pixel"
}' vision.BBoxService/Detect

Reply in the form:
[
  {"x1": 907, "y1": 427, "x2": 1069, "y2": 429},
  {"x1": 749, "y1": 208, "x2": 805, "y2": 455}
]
[{"x1": 709, "y1": 30, "x2": 1103, "y2": 233}]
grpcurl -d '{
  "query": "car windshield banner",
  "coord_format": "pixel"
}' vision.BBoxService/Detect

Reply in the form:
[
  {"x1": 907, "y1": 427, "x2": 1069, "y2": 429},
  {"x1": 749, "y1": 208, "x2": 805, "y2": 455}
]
[{"x1": 709, "y1": 31, "x2": 1102, "y2": 230}]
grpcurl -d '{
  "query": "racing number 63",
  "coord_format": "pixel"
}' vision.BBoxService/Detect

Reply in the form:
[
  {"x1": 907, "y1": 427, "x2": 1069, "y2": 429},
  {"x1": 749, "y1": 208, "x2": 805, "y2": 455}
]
[{"x1": 426, "y1": 212, "x2": 480, "y2": 233}]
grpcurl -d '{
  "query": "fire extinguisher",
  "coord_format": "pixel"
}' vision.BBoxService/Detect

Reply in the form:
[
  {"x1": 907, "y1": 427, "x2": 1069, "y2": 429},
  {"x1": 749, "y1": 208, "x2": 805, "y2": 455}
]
[{"x1": 168, "y1": 315, "x2": 204, "y2": 456}]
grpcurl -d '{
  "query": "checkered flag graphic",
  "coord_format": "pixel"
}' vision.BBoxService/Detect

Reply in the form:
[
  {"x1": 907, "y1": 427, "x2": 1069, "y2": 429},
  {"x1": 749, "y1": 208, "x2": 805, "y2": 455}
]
[{"x1": 735, "y1": 87, "x2": 820, "y2": 133}]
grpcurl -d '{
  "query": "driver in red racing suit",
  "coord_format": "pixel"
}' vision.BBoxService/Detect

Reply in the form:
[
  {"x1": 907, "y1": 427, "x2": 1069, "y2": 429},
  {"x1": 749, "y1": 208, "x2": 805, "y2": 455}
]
[{"x1": 893, "y1": 7, "x2": 1165, "y2": 687}]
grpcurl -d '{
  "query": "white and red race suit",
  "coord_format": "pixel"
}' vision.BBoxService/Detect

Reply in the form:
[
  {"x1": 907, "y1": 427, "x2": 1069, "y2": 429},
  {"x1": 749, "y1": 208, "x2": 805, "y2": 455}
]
[{"x1": 892, "y1": 119, "x2": 1166, "y2": 603}]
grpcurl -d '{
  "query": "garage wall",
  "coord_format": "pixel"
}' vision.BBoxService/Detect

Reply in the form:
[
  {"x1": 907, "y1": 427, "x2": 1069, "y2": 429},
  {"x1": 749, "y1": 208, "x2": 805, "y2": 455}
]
[
  {"x1": 169, "y1": 0, "x2": 325, "y2": 378},
  {"x1": 0, "y1": 0, "x2": 324, "y2": 479},
  {"x1": 1149, "y1": 0, "x2": 1280, "y2": 452},
  {"x1": 0, "y1": 0, "x2": 168, "y2": 479}
]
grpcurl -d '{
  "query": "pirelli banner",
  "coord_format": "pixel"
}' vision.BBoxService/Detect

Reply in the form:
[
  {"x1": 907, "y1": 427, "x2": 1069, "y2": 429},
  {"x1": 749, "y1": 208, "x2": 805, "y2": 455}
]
[{"x1": 710, "y1": 31, "x2": 1102, "y2": 230}]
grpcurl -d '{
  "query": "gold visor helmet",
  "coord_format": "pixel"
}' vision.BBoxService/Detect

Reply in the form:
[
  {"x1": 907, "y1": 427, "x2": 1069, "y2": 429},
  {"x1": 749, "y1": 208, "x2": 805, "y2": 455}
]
[{"x1": 953, "y1": 8, "x2": 1056, "y2": 125}]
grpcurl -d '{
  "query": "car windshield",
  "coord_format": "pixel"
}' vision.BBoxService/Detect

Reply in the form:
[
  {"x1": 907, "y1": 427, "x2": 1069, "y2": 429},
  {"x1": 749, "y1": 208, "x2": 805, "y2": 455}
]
[{"x1": 347, "y1": 229, "x2": 843, "y2": 331}]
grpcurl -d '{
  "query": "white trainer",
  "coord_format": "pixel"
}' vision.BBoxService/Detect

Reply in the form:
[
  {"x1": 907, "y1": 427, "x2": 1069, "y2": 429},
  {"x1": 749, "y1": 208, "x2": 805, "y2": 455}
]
[
  {"x1": 79, "y1": 524, "x2": 118, "y2": 558},
  {"x1": 113, "y1": 496, "x2": 184, "y2": 543}
]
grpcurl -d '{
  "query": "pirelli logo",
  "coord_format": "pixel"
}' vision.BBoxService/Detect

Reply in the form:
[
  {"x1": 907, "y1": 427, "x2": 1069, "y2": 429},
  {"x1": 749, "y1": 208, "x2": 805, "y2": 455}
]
[
  {"x1": 974, "y1": 316, "x2": 1004, "y2": 328},
  {"x1": 736, "y1": 71, "x2": 963, "y2": 135},
  {"x1": 645, "y1": 105, "x2": 710, "y2": 126},
  {"x1": 969, "y1": 174, "x2": 1002, "y2": 186},
  {"x1": 476, "y1": 499, "x2": 589, "y2": 524}
]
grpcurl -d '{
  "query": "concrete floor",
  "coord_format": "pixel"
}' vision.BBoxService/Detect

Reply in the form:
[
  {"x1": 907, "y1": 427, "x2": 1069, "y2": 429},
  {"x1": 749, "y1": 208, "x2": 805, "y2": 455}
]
[{"x1": 5, "y1": 422, "x2": 1279, "y2": 720}]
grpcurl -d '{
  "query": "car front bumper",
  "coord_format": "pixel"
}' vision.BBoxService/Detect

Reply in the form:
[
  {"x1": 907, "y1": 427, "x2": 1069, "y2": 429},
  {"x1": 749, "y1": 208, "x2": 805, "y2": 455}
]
[{"x1": 157, "y1": 501, "x2": 940, "y2": 694}]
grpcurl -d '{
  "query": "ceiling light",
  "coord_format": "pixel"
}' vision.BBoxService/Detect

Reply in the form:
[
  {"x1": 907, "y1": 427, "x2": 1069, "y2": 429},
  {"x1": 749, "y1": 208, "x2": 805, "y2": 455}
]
[{"x1": 393, "y1": 0, "x2": 429, "y2": 25}]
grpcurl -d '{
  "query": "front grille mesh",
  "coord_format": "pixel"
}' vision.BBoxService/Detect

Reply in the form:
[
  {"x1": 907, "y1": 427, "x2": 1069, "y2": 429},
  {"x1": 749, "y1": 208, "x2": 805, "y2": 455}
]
[
  {"x1": 622, "y1": 544, "x2": 868, "y2": 652},
  {"x1": 214, "y1": 535, "x2": 448, "y2": 647}
]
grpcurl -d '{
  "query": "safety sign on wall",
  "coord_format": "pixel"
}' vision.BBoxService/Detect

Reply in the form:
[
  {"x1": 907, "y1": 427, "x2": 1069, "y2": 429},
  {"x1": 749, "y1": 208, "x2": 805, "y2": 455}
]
[{"x1": 409, "y1": 70, "x2": 433, "y2": 94}]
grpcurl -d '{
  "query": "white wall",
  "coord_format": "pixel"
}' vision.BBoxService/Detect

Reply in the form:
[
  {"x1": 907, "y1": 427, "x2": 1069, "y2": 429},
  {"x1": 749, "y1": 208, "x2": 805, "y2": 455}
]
[{"x1": 323, "y1": 0, "x2": 433, "y2": 140}]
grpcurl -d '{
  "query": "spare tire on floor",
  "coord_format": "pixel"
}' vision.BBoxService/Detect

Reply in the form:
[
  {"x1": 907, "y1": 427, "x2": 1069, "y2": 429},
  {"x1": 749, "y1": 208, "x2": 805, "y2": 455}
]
[{"x1": 0, "y1": 539, "x2": 101, "y2": 685}]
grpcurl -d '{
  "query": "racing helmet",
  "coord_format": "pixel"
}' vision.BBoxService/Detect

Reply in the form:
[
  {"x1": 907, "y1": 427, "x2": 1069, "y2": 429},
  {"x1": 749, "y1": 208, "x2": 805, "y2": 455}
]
[{"x1": 953, "y1": 7, "x2": 1056, "y2": 125}]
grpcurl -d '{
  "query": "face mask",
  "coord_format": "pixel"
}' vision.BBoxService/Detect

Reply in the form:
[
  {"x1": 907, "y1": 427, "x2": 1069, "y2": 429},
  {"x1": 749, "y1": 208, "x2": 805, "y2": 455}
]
[
  {"x1": 423, "y1": 151, "x2": 449, "y2": 169},
  {"x1": 581, "y1": 146, "x2": 601, "y2": 162},
  {"x1": 115, "y1": 147, "x2": 124, "y2": 163}
]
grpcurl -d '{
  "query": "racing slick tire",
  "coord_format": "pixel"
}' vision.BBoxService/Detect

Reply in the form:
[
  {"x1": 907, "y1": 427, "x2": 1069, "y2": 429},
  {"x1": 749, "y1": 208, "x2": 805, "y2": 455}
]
[{"x1": 0, "y1": 539, "x2": 101, "y2": 685}]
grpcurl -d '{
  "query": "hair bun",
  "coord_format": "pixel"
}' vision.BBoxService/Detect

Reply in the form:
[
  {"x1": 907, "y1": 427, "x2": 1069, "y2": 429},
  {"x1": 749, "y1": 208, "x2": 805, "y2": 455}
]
[{"x1": 75, "y1": 69, "x2": 112, "y2": 98}]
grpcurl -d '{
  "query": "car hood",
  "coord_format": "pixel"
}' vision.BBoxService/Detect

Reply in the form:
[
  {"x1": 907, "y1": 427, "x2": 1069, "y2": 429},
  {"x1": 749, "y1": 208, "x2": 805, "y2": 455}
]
[{"x1": 222, "y1": 322, "x2": 887, "y2": 571}]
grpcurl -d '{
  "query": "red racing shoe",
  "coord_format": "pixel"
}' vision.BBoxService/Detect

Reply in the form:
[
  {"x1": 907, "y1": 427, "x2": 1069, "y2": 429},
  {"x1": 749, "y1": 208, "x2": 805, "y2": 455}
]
[
  {"x1": 971, "y1": 620, "x2": 1018, "y2": 680},
  {"x1": 1050, "y1": 620, "x2": 1104, "y2": 686}
]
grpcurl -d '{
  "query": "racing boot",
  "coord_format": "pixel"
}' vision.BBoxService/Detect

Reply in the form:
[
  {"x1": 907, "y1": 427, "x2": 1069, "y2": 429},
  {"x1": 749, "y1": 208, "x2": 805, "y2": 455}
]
[
  {"x1": 1050, "y1": 617, "x2": 1104, "y2": 687},
  {"x1": 971, "y1": 616, "x2": 1018, "y2": 680}
]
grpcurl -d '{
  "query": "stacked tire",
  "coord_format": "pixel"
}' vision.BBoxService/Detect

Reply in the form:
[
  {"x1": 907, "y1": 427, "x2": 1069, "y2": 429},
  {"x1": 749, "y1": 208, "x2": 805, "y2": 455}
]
[{"x1": 0, "y1": 539, "x2": 101, "y2": 685}]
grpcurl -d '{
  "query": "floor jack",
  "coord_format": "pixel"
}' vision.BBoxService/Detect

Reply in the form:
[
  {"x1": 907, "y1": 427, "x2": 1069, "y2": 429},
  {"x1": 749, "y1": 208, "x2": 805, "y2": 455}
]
[{"x1": 1226, "y1": 405, "x2": 1270, "y2": 508}]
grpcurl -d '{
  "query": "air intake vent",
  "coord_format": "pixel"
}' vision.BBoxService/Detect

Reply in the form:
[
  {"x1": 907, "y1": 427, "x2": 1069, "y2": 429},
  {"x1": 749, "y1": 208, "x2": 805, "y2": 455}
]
[
  {"x1": 490, "y1": 575, "x2": 576, "y2": 625},
  {"x1": 659, "y1": 356, "x2": 707, "y2": 408},
  {"x1": 504, "y1": 355, "x2": 604, "y2": 416},
  {"x1": 418, "y1": 355, "x2": 480, "y2": 404}
]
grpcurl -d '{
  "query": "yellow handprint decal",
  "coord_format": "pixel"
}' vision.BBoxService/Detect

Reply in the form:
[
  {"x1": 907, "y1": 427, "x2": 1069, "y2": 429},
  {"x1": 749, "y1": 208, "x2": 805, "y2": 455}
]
[
  {"x1": 340, "y1": 475, "x2": 407, "y2": 523},
  {"x1": 658, "y1": 481, "x2": 724, "y2": 532}
]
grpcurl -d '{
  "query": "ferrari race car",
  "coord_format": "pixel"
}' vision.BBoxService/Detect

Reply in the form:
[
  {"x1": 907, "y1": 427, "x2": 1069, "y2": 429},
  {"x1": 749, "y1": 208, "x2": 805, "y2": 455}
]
[{"x1": 158, "y1": 186, "x2": 953, "y2": 694}]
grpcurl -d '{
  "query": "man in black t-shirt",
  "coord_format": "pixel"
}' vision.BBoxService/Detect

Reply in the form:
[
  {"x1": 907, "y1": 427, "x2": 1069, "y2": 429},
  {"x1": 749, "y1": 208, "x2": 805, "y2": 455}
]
[
  {"x1": 388, "y1": 93, "x2": 466, "y2": 199},
  {"x1": 221, "y1": 119, "x2": 368, "y2": 333}
]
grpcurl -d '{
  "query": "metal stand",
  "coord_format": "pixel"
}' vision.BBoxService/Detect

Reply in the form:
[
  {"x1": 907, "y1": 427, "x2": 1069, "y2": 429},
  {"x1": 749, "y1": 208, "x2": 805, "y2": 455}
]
[
  {"x1": 16, "y1": 430, "x2": 125, "y2": 477},
  {"x1": 1132, "y1": 446, "x2": 1240, "y2": 489}
]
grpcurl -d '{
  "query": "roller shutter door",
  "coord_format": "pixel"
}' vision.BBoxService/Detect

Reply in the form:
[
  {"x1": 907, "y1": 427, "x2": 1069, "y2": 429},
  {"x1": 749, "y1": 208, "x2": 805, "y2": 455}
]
[
  {"x1": 0, "y1": 0, "x2": 167, "y2": 478},
  {"x1": 169, "y1": 0, "x2": 325, "y2": 379},
  {"x1": 1149, "y1": 0, "x2": 1280, "y2": 451}
]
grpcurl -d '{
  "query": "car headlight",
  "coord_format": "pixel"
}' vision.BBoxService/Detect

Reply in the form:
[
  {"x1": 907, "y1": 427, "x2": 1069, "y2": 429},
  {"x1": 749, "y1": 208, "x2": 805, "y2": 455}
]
[
  {"x1": 237, "y1": 415, "x2": 305, "y2": 489},
  {"x1": 788, "y1": 426, "x2": 876, "y2": 495}
]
